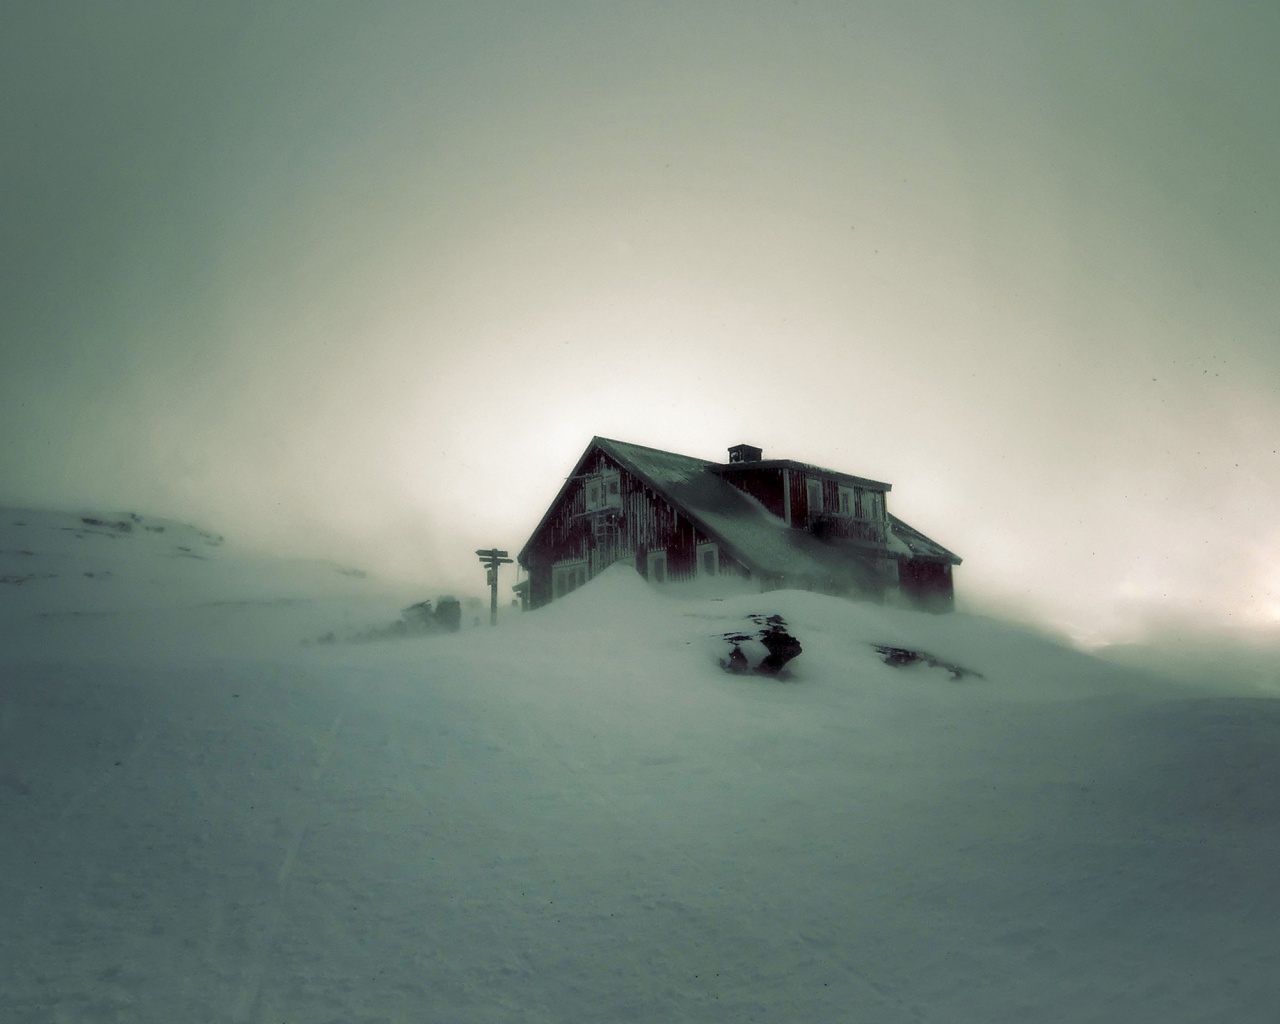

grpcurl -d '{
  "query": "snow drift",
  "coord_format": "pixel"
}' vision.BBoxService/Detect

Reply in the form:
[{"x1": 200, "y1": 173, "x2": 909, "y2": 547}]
[{"x1": 2, "y1": 508, "x2": 1278, "y2": 1023}]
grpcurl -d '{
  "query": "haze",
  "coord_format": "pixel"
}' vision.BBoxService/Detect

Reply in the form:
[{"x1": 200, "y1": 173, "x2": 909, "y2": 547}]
[{"x1": 3, "y1": 2, "x2": 1277, "y2": 645}]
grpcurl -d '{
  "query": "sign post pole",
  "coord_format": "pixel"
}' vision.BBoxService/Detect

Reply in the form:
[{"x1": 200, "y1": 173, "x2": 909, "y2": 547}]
[{"x1": 475, "y1": 549, "x2": 513, "y2": 626}]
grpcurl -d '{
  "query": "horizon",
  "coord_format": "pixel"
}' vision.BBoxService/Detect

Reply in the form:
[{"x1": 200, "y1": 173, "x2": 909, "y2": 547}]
[{"x1": 3, "y1": 3, "x2": 1277, "y2": 648}]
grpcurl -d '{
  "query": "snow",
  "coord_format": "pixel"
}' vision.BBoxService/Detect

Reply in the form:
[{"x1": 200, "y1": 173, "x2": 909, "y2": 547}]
[
  {"x1": 597, "y1": 439, "x2": 871, "y2": 586},
  {"x1": 2, "y1": 508, "x2": 1279, "y2": 1022}
]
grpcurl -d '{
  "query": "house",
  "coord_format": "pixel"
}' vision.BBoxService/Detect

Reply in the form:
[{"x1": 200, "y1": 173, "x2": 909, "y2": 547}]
[{"x1": 516, "y1": 437, "x2": 961, "y2": 611}]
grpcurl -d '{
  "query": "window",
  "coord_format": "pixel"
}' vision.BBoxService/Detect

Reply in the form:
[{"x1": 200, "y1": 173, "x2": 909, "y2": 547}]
[
  {"x1": 552, "y1": 561, "x2": 588, "y2": 599},
  {"x1": 585, "y1": 470, "x2": 621, "y2": 511},
  {"x1": 807, "y1": 478, "x2": 823, "y2": 514},
  {"x1": 696, "y1": 542, "x2": 719, "y2": 577},
  {"x1": 838, "y1": 486, "x2": 885, "y2": 521},
  {"x1": 646, "y1": 549, "x2": 668, "y2": 584}
]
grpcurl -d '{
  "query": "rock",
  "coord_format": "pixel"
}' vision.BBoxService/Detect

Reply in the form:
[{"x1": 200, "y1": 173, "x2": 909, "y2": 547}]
[
  {"x1": 871, "y1": 644, "x2": 981, "y2": 680},
  {"x1": 720, "y1": 614, "x2": 803, "y2": 678}
]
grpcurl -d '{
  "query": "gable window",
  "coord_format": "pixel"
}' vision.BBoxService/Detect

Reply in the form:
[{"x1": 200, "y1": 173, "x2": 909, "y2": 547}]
[
  {"x1": 585, "y1": 469, "x2": 621, "y2": 511},
  {"x1": 696, "y1": 542, "x2": 719, "y2": 577},
  {"x1": 646, "y1": 549, "x2": 668, "y2": 584}
]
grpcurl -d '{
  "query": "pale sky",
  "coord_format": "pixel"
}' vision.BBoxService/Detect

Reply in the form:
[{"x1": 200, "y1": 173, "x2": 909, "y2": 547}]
[{"x1": 3, "y1": 1, "x2": 1278, "y2": 644}]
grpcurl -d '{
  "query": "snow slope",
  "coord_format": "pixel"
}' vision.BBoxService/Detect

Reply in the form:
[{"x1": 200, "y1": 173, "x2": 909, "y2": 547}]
[
  {"x1": 2, "y1": 510, "x2": 1278, "y2": 1022},
  {"x1": 0, "y1": 508, "x2": 425, "y2": 659}
]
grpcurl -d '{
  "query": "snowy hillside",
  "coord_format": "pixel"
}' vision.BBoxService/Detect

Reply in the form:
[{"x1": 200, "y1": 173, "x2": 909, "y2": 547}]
[
  {"x1": 2, "y1": 510, "x2": 1278, "y2": 1023},
  {"x1": 0, "y1": 508, "x2": 428, "y2": 658}
]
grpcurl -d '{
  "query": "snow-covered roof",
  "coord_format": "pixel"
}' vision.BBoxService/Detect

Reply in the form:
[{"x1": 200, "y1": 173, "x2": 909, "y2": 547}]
[
  {"x1": 716, "y1": 458, "x2": 891, "y2": 492},
  {"x1": 594, "y1": 438, "x2": 856, "y2": 584},
  {"x1": 591, "y1": 437, "x2": 960, "y2": 575},
  {"x1": 518, "y1": 437, "x2": 959, "y2": 577},
  {"x1": 886, "y1": 513, "x2": 962, "y2": 564}
]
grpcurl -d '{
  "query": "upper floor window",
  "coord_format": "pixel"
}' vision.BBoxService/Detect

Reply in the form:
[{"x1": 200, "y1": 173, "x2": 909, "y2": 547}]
[
  {"x1": 839, "y1": 485, "x2": 885, "y2": 521},
  {"x1": 806, "y1": 477, "x2": 823, "y2": 514}
]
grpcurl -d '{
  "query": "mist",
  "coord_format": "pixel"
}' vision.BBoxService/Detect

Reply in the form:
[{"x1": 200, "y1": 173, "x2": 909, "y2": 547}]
[{"x1": 3, "y1": 1, "x2": 1277, "y2": 643}]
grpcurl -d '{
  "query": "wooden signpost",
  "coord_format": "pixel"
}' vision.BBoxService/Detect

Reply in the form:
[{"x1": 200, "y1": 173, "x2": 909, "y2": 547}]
[{"x1": 476, "y1": 548, "x2": 513, "y2": 626}]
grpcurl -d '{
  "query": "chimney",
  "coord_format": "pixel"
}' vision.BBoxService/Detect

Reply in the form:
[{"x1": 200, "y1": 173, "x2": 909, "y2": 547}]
[{"x1": 727, "y1": 443, "x2": 763, "y2": 464}]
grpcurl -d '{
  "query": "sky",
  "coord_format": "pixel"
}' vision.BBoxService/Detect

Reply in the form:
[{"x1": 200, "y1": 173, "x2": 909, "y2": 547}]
[{"x1": 3, "y1": 0, "x2": 1278, "y2": 645}]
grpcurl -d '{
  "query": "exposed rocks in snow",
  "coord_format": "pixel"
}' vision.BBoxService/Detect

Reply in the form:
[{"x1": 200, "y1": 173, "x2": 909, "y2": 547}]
[
  {"x1": 1, "y1": 573, "x2": 56, "y2": 586},
  {"x1": 310, "y1": 595, "x2": 463, "y2": 645},
  {"x1": 434, "y1": 596, "x2": 462, "y2": 632},
  {"x1": 721, "y1": 613, "x2": 803, "y2": 677},
  {"x1": 81, "y1": 516, "x2": 133, "y2": 532},
  {"x1": 48, "y1": 512, "x2": 224, "y2": 549},
  {"x1": 872, "y1": 643, "x2": 982, "y2": 679}
]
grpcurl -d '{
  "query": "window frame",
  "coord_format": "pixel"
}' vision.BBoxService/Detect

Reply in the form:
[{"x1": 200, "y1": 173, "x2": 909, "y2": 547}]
[
  {"x1": 585, "y1": 470, "x2": 621, "y2": 511},
  {"x1": 552, "y1": 560, "x2": 588, "y2": 599},
  {"x1": 696, "y1": 541, "x2": 719, "y2": 577},
  {"x1": 806, "y1": 477, "x2": 824, "y2": 514}
]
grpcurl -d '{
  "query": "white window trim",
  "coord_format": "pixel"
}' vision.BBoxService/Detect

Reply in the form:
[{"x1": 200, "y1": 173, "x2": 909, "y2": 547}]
[
  {"x1": 602, "y1": 469, "x2": 621, "y2": 507},
  {"x1": 696, "y1": 542, "x2": 719, "y2": 577}
]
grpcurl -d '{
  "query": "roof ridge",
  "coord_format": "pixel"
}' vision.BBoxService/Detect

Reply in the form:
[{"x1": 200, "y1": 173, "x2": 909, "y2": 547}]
[{"x1": 594, "y1": 436, "x2": 715, "y2": 465}]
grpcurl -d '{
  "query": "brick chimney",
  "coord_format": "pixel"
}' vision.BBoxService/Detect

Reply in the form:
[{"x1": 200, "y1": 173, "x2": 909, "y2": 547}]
[{"x1": 727, "y1": 444, "x2": 763, "y2": 464}]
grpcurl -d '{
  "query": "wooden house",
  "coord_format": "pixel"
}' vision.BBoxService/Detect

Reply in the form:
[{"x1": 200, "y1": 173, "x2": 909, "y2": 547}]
[{"x1": 516, "y1": 437, "x2": 961, "y2": 611}]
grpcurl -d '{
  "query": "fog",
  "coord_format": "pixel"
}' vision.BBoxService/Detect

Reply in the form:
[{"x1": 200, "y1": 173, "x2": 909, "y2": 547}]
[{"x1": 3, "y1": 2, "x2": 1277, "y2": 645}]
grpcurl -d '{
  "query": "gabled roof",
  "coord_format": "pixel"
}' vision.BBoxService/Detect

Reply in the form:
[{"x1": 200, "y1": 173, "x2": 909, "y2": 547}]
[{"x1": 518, "y1": 437, "x2": 960, "y2": 583}]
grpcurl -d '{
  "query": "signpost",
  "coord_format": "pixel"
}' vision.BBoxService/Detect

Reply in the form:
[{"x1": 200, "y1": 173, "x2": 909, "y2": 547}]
[{"x1": 475, "y1": 548, "x2": 513, "y2": 626}]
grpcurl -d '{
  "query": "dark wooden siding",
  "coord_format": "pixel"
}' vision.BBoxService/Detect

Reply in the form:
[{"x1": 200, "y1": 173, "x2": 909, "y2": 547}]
[
  {"x1": 811, "y1": 515, "x2": 887, "y2": 545},
  {"x1": 787, "y1": 469, "x2": 807, "y2": 526},
  {"x1": 898, "y1": 560, "x2": 954, "y2": 611},
  {"x1": 523, "y1": 447, "x2": 754, "y2": 607}
]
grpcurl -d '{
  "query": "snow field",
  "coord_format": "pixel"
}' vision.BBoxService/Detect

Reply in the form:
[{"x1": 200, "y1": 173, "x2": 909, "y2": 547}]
[{"x1": 2, "y1": 513, "x2": 1279, "y2": 1022}]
